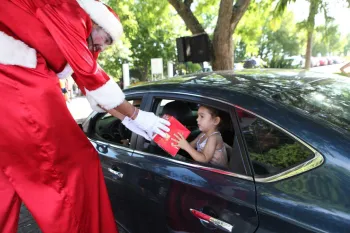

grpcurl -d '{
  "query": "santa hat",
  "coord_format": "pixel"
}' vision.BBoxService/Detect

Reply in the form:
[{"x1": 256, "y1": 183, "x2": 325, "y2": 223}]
[{"x1": 77, "y1": 0, "x2": 123, "y2": 43}]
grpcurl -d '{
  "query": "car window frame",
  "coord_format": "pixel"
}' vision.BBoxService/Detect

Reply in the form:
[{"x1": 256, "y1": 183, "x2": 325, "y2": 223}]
[
  {"x1": 133, "y1": 91, "x2": 254, "y2": 180},
  {"x1": 233, "y1": 105, "x2": 324, "y2": 183},
  {"x1": 87, "y1": 93, "x2": 146, "y2": 150}
]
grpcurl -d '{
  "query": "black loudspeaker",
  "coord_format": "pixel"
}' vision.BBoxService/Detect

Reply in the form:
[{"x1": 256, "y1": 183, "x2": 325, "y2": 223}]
[
  {"x1": 176, "y1": 37, "x2": 187, "y2": 62},
  {"x1": 176, "y1": 34, "x2": 211, "y2": 63},
  {"x1": 189, "y1": 34, "x2": 211, "y2": 63}
]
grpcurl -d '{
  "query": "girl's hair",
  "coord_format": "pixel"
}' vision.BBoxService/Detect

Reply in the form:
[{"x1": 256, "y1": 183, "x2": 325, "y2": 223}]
[{"x1": 200, "y1": 105, "x2": 219, "y2": 118}]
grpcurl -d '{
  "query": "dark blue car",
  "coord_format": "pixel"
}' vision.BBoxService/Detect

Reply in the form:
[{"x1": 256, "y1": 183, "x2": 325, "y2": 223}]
[{"x1": 82, "y1": 70, "x2": 350, "y2": 233}]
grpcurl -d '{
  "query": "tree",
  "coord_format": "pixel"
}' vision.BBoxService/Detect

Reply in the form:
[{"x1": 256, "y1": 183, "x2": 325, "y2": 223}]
[
  {"x1": 313, "y1": 22, "x2": 345, "y2": 56},
  {"x1": 101, "y1": 0, "x2": 185, "y2": 81},
  {"x1": 235, "y1": 1, "x2": 305, "y2": 62},
  {"x1": 234, "y1": 0, "x2": 273, "y2": 61},
  {"x1": 344, "y1": 34, "x2": 350, "y2": 56},
  {"x1": 260, "y1": 19, "x2": 304, "y2": 65},
  {"x1": 168, "y1": 0, "x2": 251, "y2": 71},
  {"x1": 275, "y1": 0, "x2": 350, "y2": 69}
]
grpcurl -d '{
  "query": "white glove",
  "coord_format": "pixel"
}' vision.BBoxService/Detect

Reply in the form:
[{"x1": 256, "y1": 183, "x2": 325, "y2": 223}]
[
  {"x1": 133, "y1": 110, "x2": 170, "y2": 139},
  {"x1": 122, "y1": 116, "x2": 152, "y2": 141}
]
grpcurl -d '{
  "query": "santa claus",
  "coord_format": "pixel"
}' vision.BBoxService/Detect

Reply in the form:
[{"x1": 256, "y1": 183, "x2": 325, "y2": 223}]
[{"x1": 0, "y1": 0, "x2": 170, "y2": 232}]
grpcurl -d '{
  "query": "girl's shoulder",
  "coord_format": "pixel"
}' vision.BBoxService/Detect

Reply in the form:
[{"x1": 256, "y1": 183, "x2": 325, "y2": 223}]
[{"x1": 214, "y1": 132, "x2": 224, "y2": 143}]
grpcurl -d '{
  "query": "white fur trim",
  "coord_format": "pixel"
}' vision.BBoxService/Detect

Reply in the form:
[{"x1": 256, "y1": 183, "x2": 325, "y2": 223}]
[
  {"x1": 0, "y1": 32, "x2": 37, "y2": 68},
  {"x1": 85, "y1": 78, "x2": 125, "y2": 110},
  {"x1": 77, "y1": 0, "x2": 123, "y2": 43},
  {"x1": 85, "y1": 93, "x2": 106, "y2": 112},
  {"x1": 57, "y1": 63, "x2": 74, "y2": 79}
]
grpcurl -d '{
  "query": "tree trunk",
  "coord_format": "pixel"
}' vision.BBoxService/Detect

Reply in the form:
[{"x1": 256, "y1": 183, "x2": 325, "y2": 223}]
[
  {"x1": 212, "y1": 0, "x2": 250, "y2": 70},
  {"x1": 140, "y1": 65, "x2": 149, "y2": 81},
  {"x1": 212, "y1": 31, "x2": 234, "y2": 70},
  {"x1": 305, "y1": 30, "x2": 313, "y2": 69},
  {"x1": 304, "y1": 0, "x2": 319, "y2": 70},
  {"x1": 168, "y1": 0, "x2": 250, "y2": 71}
]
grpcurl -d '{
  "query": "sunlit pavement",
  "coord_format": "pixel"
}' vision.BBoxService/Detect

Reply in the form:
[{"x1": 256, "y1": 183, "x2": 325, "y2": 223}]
[
  {"x1": 66, "y1": 96, "x2": 93, "y2": 123},
  {"x1": 310, "y1": 62, "x2": 347, "y2": 74}
]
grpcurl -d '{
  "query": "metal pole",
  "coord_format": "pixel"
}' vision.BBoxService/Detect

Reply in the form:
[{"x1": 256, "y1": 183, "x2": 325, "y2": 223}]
[{"x1": 122, "y1": 64, "x2": 130, "y2": 88}]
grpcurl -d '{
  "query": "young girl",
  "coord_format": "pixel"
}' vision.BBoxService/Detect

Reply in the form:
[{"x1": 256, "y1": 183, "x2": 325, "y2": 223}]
[{"x1": 172, "y1": 105, "x2": 228, "y2": 168}]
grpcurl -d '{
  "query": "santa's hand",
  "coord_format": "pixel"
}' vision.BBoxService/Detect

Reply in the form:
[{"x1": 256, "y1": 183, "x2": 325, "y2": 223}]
[
  {"x1": 133, "y1": 110, "x2": 170, "y2": 139},
  {"x1": 122, "y1": 116, "x2": 152, "y2": 141}
]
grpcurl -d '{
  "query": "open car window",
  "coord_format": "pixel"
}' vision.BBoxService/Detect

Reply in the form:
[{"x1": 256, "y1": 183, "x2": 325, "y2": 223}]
[
  {"x1": 139, "y1": 97, "x2": 247, "y2": 174},
  {"x1": 92, "y1": 99, "x2": 142, "y2": 148}
]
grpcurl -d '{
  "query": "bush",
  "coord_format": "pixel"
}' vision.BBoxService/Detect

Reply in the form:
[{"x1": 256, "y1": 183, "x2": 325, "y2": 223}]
[
  {"x1": 269, "y1": 56, "x2": 294, "y2": 68},
  {"x1": 250, "y1": 143, "x2": 312, "y2": 169}
]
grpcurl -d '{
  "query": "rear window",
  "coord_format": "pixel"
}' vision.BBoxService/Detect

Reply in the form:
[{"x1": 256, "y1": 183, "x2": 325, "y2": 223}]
[{"x1": 273, "y1": 78, "x2": 350, "y2": 132}]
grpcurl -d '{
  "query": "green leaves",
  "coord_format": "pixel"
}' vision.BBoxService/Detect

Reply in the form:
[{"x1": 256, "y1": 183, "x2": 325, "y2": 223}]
[
  {"x1": 97, "y1": 0, "x2": 349, "y2": 77},
  {"x1": 98, "y1": 0, "x2": 187, "y2": 81},
  {"x1": 251, "y1": 143, "x2": 312, "y2": 169}
]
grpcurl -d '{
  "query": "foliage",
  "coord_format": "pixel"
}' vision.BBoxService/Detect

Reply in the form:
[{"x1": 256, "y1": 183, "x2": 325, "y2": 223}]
[
  {"x1": 268, "y1": 56, "x2": 294, "y2": 68},
  {"x1": 96, "y1": 0, "x2": 350, "y2": 77},
  {"x1": 192, "y1": 0, "x2": 220, "y2": 31},
  {"x1": 175, "y1": 62, "x2": 202, "y2": 75},
  {"x1": 273, "y1": 0, "x2": 350, "y2": 69},
  {"x1": 100, "y1": 0, "x2": 186, "y2": 81},
  {"x1": 235, "y1": 0, "x2": 274, "y2": 59},
  {"x1": 312, "y1": 17, "x2": 345, "y2": 56},
  {"x1": 261, "y1": 12, "x2": 305, "y2": 59},
  {"x1": 344, "y1": 34, "x2": 350, "y2": 56},
  {"x1": 251, "y1": 143, "x2": 312, "y2": 169},
  {"x1": 235, "y1": 1, "x2": 305, "y2": 62}
]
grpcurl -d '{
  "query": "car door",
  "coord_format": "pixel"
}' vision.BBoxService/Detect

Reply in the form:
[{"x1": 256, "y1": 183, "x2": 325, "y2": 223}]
[
  {"x1": 235, "y1": 107, "x2": 327, "y2": 233},
  {"x1": 125, "y1": 92, "x2": 259, "y2": 233},
  {"x1": 86, "y1": 94, "x2": 145, "y2": 232}
]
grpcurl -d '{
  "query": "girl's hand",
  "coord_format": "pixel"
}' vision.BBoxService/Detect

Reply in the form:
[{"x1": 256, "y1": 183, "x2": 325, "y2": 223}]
[{"x1": 171, "y1": 133, "x2": 189, "y2": 150}]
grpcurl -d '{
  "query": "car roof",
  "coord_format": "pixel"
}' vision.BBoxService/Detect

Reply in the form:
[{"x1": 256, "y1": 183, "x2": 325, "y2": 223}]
[
  {"x1": 127, "y1": 69, "x2": 338, "y2": 99},
  {"x1": 125, "y1": 70, "x2": 350, "y2": 158}
]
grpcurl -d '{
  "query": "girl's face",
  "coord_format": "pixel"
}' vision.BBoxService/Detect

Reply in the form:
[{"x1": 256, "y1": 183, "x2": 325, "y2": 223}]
[{"x1": 196, "y1": 106, "x2": 219, "y2": 132}]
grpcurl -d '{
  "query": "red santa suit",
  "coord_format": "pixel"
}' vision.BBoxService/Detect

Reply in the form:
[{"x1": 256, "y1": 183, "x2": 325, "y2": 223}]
[{"x1": 0, "y1": 0, "x2": 124, "y2": 232}]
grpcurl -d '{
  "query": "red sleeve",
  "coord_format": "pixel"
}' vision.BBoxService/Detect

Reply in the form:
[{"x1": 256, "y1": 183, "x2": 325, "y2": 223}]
[{"x1": 36, "y1": 2, "x2": 124, "y2": 110}]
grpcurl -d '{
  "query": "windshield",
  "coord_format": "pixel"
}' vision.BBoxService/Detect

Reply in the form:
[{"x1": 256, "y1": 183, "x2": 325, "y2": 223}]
[{"x1": 273, "y1": 78, "x2": 350, "y2": 132}]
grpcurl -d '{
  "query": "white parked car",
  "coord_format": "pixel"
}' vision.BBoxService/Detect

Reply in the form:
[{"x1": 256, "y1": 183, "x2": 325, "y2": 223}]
[{"x1": 284, "y1": 56, "x2": 305, "y2": 68}]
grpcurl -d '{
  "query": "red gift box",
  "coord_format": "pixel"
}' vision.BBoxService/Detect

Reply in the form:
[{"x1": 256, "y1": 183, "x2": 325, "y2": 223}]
[{"x1": 153, "y1": 115, "x2": 191, "y2": 157}]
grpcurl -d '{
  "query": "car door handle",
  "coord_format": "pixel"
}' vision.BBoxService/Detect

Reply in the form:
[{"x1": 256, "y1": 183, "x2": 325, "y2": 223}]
[
  {"x1": 190, "y1": 209, "x2": 233, "y2": 232},
  {"x1": 108, "y1": 167, "x2": 124, "y2": 179},
  {"x1": 96, "y1": 144, "x2": 108, "y2": 154}
]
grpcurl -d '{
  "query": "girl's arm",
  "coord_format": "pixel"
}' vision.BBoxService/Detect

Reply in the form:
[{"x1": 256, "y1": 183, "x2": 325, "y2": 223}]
[
  {"x1": 189, "y1": 133, "x2": 202, "y2": 148},
  {"x1": 172, "y1": 133, "x2": 216, "y2": 163}
]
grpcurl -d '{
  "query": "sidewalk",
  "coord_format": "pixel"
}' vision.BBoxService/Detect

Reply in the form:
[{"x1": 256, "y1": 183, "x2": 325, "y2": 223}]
[
  {"x1": 66, "y1": 96, "x2": 93, "y2": 122},
  {"x1": 18, "y1": 205, "x2": 41, "y2": 233},
  {"x1": 18, "y1": 205, "x2": 126, "y2": 232}
]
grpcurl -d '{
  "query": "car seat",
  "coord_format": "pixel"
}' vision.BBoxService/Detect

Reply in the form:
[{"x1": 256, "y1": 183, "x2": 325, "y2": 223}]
[
  {"x1": 161, "y1": 101, "x2": 200, "y2": 142},
  {"x1": 227, "y1": 136, "x2": 247, "y2": 175}
]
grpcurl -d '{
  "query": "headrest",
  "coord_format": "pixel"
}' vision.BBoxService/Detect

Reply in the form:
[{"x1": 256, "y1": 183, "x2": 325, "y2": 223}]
[{"x1": 162, "y1": 101, "x2": 193, "y2": 125}]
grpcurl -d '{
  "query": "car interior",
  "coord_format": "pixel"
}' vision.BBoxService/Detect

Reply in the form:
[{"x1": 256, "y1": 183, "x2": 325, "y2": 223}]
[
  {"x1": 91, "y1": 98, "x2": 248, "y2": 174},
  {"x1": 92, "y1": 99, "x2": 141, "y2": 146},
  {"x1": 144, "y1": 99, "x2": 247, "y2": 174}
]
